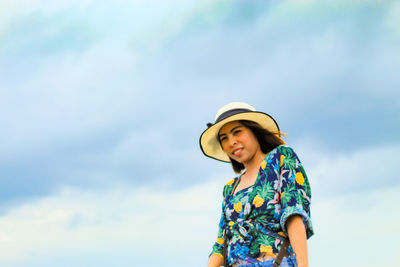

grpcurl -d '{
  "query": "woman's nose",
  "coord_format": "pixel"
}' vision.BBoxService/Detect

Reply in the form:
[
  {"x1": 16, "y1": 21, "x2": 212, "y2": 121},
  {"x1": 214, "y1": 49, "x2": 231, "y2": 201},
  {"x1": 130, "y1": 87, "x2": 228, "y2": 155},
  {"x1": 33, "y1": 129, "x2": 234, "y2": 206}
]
[{"x1": 229, "y1": 136, "x2": 237, "y2": 146}]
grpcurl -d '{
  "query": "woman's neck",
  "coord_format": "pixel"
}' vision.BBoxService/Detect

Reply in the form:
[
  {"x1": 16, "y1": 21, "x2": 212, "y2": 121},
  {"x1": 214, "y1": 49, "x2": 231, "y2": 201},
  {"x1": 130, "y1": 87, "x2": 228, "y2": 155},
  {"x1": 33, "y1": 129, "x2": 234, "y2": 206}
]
[{"x1": 242, "y1": 150, "x2": 266, "y2": 180}]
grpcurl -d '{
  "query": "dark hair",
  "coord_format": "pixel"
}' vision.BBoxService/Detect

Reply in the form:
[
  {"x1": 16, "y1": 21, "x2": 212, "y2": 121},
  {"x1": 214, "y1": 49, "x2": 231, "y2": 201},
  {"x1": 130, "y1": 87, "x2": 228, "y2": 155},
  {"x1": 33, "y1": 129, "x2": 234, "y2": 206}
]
[{"x1": 220, "y1": 120, "x2": 286, "y2": 174}]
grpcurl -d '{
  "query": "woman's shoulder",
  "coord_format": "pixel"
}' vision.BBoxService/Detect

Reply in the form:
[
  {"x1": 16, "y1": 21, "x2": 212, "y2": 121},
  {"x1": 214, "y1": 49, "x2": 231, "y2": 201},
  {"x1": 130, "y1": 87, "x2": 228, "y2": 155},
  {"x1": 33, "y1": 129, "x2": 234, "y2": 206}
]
[
  {"x1": 222, "y1": 176, "x2": 239, "y2": 198},
  {"x1": 264, "y1": 145, "x2": 299, "y2": 164},
  {"x1": 276, "y1": 144, "x2": 300, "y2": 157},
  {"x1": 272, "y1": 144, "x2": 297, "y2": 155}
]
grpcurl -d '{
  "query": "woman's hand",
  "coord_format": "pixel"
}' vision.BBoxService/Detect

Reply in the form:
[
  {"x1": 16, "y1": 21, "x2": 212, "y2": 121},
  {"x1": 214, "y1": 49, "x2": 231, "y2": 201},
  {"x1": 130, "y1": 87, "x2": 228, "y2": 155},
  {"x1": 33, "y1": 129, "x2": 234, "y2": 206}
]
[
  {"x1": 207, "y1": 253, "x2": 223, "y2": 267},
  {"x1": 287, "y1": 215, "x2": 308, "y2": 267}
]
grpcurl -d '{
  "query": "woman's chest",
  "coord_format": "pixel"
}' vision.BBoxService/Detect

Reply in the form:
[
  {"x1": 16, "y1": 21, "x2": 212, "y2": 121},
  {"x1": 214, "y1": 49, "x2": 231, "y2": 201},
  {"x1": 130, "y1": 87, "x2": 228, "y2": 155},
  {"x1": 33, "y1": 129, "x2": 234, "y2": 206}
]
[{"x1": 224, "y1": 184, "x2": 281, "y2": 222}]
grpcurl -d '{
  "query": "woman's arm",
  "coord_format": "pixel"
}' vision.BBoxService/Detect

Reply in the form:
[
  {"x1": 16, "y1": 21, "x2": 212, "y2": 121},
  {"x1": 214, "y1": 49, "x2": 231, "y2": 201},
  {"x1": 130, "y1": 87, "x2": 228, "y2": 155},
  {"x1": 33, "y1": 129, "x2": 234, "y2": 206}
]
[
  {"x1": 278, "y1": 146, "x2": 313, "y2": 267},
  {"x1": 287, "y1": 215, "x2": 308, "y2": 267},
  {"x1": 207, "y1": 253, "x2": 223, "y2": 267}
]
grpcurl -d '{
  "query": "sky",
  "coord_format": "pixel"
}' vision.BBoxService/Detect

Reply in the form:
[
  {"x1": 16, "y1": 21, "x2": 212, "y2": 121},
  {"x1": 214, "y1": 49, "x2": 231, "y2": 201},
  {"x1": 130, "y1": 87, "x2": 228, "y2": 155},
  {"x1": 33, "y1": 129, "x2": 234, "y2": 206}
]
[{"x1": 0, "y1": 0, "x2": 399, "y2": 266}]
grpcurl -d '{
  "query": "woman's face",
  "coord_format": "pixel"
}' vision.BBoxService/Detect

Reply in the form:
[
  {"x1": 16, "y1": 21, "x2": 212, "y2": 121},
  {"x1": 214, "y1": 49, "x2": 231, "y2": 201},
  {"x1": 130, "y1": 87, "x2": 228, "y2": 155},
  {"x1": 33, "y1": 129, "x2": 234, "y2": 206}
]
[{"x1": 218, "y1": 121, "x2": 262, "y2": 165}]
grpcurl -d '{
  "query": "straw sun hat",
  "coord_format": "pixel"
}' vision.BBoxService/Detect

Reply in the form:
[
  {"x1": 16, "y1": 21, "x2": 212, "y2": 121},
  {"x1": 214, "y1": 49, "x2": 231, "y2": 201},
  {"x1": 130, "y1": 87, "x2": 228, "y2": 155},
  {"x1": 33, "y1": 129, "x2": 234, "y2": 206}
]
[{"x1": 199, "y1": 102, "x2": 280, "y2": 162}]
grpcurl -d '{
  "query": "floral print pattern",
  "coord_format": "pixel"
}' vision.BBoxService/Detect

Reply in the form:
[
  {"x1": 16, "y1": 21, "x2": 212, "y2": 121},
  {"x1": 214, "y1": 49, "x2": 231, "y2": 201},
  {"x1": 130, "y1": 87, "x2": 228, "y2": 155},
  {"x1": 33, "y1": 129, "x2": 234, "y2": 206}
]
[{"x1": 210, "y1": 145, "x2": 313, "y2": 266}]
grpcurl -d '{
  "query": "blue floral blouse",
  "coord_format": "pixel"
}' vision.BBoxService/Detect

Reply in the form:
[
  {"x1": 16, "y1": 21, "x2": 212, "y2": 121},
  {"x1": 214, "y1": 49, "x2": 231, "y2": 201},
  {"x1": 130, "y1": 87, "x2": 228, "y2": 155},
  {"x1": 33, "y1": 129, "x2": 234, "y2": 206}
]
[{"x1": 210, "y1": 145, "x2": 314, "y2": 266}]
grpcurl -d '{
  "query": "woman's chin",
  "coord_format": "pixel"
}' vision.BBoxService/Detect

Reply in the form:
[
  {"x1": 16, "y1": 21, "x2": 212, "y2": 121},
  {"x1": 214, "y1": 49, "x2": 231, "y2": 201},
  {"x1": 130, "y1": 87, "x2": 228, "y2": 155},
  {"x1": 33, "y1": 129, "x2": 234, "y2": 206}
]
[{"x1": 232, "y1": 156, "x2": 248, "y2": 164}]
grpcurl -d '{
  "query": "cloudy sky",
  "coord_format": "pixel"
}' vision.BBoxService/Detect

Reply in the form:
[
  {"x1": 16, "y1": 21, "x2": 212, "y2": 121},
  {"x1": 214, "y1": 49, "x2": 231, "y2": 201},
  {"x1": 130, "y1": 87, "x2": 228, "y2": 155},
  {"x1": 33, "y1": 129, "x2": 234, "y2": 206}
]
[{"x1": 1, "y1": 0, "x2": 399, "y2": 266}]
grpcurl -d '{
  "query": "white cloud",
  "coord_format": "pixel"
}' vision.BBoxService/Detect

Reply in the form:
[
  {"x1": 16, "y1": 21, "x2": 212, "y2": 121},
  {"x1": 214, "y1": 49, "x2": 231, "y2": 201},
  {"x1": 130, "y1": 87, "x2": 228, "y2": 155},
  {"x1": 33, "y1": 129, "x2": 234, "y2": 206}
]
[
  {"x1": 0, "y1": 0, "x2": 216, "y2": 160},
  {"x1": 0, "y1": 0, "x2": 214, "y2": 53},
  {"x1": 0, "y1": 178, "x2": 225, "y2": 266},
  {"x1": 0, "y1": 0, "x2": 398, "y2": 205},
  {"x1": 294, "y1": 142, "x2": 400, "y2": 198},
  {"x1": 1, "y1": 0, "x2": 398, "y2": 159},
  {"x1": 0, "y1": 172, "x2": 398, "y2": 266},
  {"x1": 309, "y1": 185, "x2": 400, "y2": 266},
  {"x1": 0, "y1": 41, "x2": 140, "y2": 160},
  {"x1": 383, "y1": 0, "x2": 400, "y2": 41},
  {"x1": 0, "y1": 1, "x2": 399, "y2": 264}
]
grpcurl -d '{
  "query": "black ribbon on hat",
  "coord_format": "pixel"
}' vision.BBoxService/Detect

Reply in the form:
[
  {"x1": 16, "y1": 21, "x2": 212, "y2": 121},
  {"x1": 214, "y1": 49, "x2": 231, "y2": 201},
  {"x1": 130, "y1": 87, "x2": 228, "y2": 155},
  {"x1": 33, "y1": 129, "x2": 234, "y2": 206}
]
[
  {"x1": 206, "y1": 108, "x2": 252, "y2": 128},
  {"x1": 216, "y1": 108, "x2": 252, "y2": 123}
]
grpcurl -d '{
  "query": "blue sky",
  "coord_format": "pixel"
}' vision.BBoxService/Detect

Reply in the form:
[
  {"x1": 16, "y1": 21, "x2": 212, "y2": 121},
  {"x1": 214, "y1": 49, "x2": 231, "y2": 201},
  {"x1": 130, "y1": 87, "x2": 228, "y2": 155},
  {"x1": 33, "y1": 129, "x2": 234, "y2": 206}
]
[{"x1": 0, "y1": 0, "x2": 399, "y2": 266}]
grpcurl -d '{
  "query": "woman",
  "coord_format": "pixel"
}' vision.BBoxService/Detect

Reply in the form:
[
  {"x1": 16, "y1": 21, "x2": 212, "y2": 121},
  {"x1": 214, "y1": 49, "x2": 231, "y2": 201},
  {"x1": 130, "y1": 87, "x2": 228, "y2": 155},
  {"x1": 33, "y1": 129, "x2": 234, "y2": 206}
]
[{"x1": 200, "y1": 102, "x2": 313, "y2": 267}]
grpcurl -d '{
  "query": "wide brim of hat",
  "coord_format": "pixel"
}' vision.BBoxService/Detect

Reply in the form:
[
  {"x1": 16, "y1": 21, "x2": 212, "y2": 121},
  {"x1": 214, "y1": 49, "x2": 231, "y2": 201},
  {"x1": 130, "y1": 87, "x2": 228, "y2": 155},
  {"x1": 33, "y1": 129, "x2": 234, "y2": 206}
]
[{"x1": 199, "y1": 111, "x2": 280, "y2": 162}]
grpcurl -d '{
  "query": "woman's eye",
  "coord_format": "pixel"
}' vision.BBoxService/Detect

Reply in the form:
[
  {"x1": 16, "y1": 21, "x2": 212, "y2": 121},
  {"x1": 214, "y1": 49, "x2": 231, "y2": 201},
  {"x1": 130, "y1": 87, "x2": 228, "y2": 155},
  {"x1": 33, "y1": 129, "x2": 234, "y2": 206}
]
[
  {"x1": 233, "y1": 130, "x2": 241, "y2": 135},
  {"x1": 220, "y1": 136, "x2": 227, "y2": 142}
]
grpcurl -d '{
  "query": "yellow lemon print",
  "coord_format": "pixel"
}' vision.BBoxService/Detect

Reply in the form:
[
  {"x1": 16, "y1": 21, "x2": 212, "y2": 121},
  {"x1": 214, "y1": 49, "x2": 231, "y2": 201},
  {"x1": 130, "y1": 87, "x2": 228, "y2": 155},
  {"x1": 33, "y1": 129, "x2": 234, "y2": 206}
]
[
  {"x1": 226, "y1": 179, "x2": 235, "y2": 185},
  {"x1": 216, "y1": 238, "x2": 224, "y2": 245},
  {"x1": 253, "y1": 194, "x2": 264, "y2": 208},
  {"x1": 277, "y1": 232, "x2": 287, "y2": 238},
  {"x1": 260, "y1": 245, "x2": 274, "y2": 256},
  {"x1": 280, "y1": 155, "x2": 285, "y2": 167},
  {"x1": 234, "y1": 202, "x2": 242, "y2": 213},
  {"x1": 295, "y1": 172, "x2": 304, "y2": 185},
  {"x1": 261, "y1": 161, "x2": 267, "y2": 170}
]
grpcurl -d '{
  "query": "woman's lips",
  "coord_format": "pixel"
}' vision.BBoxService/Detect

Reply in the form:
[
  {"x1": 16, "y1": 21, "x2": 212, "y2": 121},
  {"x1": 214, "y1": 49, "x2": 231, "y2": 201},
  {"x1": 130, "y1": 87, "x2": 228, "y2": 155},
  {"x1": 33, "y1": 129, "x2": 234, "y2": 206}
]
[{"x1": 232, "y1": 148, "x2": 243, "y2": 156}]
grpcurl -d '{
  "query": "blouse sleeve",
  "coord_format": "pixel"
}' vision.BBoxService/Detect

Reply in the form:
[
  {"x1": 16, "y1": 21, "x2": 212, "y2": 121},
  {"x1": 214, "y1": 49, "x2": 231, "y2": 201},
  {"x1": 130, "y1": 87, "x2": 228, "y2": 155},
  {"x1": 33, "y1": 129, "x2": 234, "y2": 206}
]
[
  {"x1": 209, "y1": 178, "x2": 237, "y2": 258},
  {"x1": 278, "y1": 146, "x2": 314, "y2": 238},
  {"x1": 209, "y1": 200, "x2": 225, "y2": 258}
]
